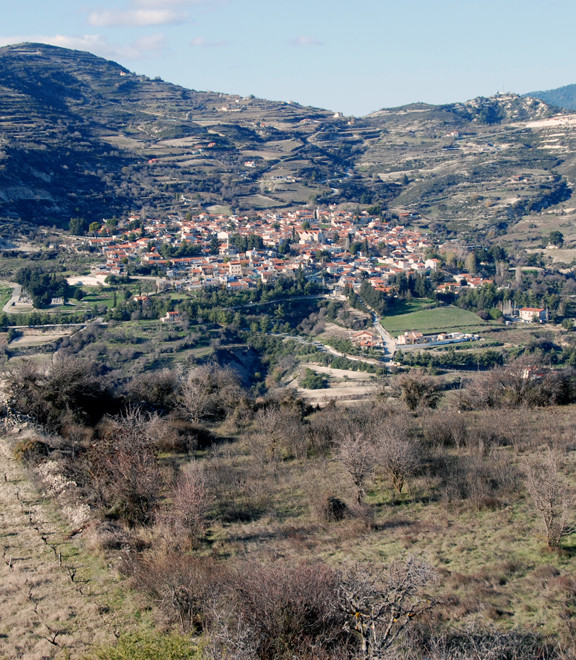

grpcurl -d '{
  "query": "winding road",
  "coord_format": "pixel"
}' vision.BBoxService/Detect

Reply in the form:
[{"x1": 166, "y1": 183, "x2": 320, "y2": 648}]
[{"x1": 2, "y1": 283, "x2": 21, "y2": 313}]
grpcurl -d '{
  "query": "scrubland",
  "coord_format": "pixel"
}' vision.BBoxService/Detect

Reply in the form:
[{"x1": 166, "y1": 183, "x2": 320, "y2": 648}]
[{"x1": 1, "y1": 355, "x2": 576, "y2": 659}]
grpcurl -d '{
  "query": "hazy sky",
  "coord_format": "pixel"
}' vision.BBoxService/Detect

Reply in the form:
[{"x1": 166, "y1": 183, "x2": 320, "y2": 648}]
[{"x1": 1, "y1": 0, "x2": 575, "y2": 116}]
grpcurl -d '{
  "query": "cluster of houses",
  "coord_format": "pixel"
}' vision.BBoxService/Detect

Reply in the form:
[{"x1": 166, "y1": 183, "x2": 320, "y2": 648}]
[
  {"x1": 396, "y1": 331, "x2": 480, "y2": 347},
  {"x1": 76, "y1": 209, "x2": 555, "y2": 357},
  {"x1": 83, "y1": 208, "x2": 441, "y2": 292}
]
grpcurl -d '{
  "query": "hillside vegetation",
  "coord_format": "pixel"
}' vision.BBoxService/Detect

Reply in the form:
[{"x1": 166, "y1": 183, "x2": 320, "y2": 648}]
[
  {"x1": 1, "y1": 44, "x2": 576, "y2": 248},
  {"x1": 2, "y1": 350, "x2": 576, "y2": 658}
]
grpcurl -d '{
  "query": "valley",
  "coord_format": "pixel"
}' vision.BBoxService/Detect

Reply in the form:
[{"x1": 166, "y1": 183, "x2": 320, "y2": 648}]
[{"x1": 1, "y1": 42, "x2": 576, "y2": 660}]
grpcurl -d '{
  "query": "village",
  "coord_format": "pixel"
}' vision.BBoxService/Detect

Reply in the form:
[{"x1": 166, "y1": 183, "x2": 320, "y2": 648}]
[
  {"x1": 74, "y1": 208, "x2": 550, "y2": 354},
  {"x1": 83, "y1": 208, "x2": 497, "y2": 294}
]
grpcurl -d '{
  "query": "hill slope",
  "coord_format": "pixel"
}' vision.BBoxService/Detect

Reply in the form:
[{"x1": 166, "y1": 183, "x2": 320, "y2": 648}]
[
  {"x1": 524, "y1": 84, "x2": 576, "y2": 110},
  {"x1": 0, "y1": 43, "x2": 575, "y2": 244}
]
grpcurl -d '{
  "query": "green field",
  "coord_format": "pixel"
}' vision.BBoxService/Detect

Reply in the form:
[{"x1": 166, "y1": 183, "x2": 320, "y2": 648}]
[
  {"x1": 0, "y1": 286, "x2": 12, "y2": 309},
  {"x1": 381, "y1": 305, "x2": 489, "y2": 336}
]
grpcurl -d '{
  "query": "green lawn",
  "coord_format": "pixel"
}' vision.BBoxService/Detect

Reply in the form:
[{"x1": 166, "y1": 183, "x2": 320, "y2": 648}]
[
  {"x1": 384, "y1": 298, "x2": 437, "y2": 317},
  {"x1": 381, "y1": 305, "x2": 489, "y2": 336}
]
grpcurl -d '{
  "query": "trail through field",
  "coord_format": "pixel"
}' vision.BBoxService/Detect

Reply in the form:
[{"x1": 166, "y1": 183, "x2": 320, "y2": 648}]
[{"x1": 0, "y1": 434, "x2": 135, "y2": 659}]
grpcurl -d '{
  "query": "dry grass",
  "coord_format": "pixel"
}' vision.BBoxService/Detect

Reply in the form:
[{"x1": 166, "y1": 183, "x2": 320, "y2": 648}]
[
  {"x1": 0, "y1": 428, "x2": 145, "y2": 659},
  {"x1": 194, "y1": 405, "x2": 576, "y2": 643},
  {"x1": 3, "y1": 390, "x2": 576, "y2": 655}
]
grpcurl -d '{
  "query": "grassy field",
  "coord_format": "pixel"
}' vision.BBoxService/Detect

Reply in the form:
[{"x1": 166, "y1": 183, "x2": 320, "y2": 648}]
[
  {"x1": 381, "y1": 305, "x2": 490, "y2": 336},
  {"x1": 0, "y1": 286, "x2": 12, "y2": 309}
]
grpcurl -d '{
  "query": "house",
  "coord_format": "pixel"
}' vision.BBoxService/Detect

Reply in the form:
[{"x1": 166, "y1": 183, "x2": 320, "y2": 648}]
[
  {"x1": 351, "y1": 330, "x2": 380, "y2": 348},
  {"x1": 161, "y1": 310, "x2": 181, "y2": 323},
  {"x1": 518, "y1": 307, "x2": 546, "y2": 323},
  {"x1": 396, "y1": 331, "x2": 425, "y2": 345},
  {"x1": 228, "y1": 261, "x2": 242, "y2": 276}
]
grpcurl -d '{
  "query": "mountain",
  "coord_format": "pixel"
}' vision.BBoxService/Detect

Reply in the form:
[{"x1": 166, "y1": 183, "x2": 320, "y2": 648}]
[
  {"x1": 524, "y1": 84, "x2": 576, "y2": 111},
  {"x1": 0, "y1": 43, "x2": 574, "y2": 244}
]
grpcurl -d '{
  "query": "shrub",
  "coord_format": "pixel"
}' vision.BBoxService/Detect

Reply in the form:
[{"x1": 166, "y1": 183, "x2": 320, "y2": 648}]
[
  {"x1": 125, "y1": 368, "x2": 180, "y2": 411},
  {"x1": 87, "y1": 630, "x2": 198, "y2": 659},
  {"x1": 155, "y1": 462, "x2": 212, "y2": 549},
  {"x1": 461, "y1": 360, "x2": 576, "y2": 410},
  {"x1": 13, "y1": 436, "x2": 49, "y2": 463},
  {"x1": 208, "y1": 560, "x2": 351, "y2": 660},
  {"x1": 523, "y1": 449, "x2": 576, "y2": 548},
  {"x1": 179, "y1": 364, "x2": 245, "y2": 423},
  {"x1": 147, "y1": 415, "x2": 217, "y2": 453},
  {"x1": 4, "y1": 355, "x2": 114, "y2": 432},
  {"x1": 128, "y1": 553, "x2": 221, "y2": 632},
  {"x1": 88, "y1": 411, "x2": 164, "y2": 526},
  {"x1": 316, "y1": 494, "x2": 348, "y2": 522},
  {"x1": 396, "y1": 369, "x2": 441, "y2": 411},
  {"x1": 300, "y1": 368, "x2": 329, "y2": 390},
  {"x1": 248, "y1": 406, "x2": 308, "y2": 461}
]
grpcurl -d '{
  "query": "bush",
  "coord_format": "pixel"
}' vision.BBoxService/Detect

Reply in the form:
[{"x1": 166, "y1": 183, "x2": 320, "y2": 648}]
[
  {"x1": 316, "y1": 494, "x2": 348, "y2": 522},
  {"x1": 208, "y1": 561, "x2": 352, "y2": 660},
  {"x1": 128, "y1": 553, "x2": 221, "y2": 632},
  {"x1": 148, "y1": 415, "x2": 217, "y2": 453},
  {"x1": 421, "y1": 411, "x2": 468, "y2": 449},
  {"x1": 396, "y1": 369, "x2": 441, "y2": 410},
  {"x1": 87, "y1": 631, "x2": 198, "y2": 659},
  {"x1": 125, "y1": 368, "x2": 180, "y2": 411},
  {"x1": 300, "y1": 368, "x2": 329, "y2": 390},
  {"x1": 461, "y1": 360, "x2": 576, "y2": 410},
  {"x1": 13, "y1": 436, "x2": 49, "y2": 464},
  {"x1": 4, "y1": 355, "x2": 115, "y2": 432},
  {"x1": 87, "y1": 411, "x2": 164, "y2": 526},
  {"x1": 179, "y1": 364, "x2": 245, "y2": 423}
]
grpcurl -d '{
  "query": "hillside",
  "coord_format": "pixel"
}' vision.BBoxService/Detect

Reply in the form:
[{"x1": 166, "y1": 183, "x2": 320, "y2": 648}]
[
  {"x1": 524, "y1": 83, "x2": 576, "y2": 111},
  {"x1": 1, "y1": 43, "x2": 576, "y2": 246}
]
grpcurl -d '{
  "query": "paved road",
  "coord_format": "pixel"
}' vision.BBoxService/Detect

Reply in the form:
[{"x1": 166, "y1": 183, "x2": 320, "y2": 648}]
[
  {"x1": 2, "y1": 283, "x2": 21, "y2": 313},
  {"x1": 355, "y1": 295, "x2": 396, "y2": 358},
  {"x1": 371, "y1": 311, "x2": 396, "y2": 357}
]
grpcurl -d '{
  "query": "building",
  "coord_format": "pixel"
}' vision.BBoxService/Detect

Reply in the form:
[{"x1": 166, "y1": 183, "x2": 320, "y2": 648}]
[
  {"x1": 351, "y1": 330, "x2": 381, "y2": 348},
  {"x1": 396, "y1": 331, "x2": 425, "y2": 345},
  {"x1": 161, "y1": 310, "x2": 181, "y2": 323},
  {"x1": 518, "y1": 307, "x2": 546, "y2": 323}
]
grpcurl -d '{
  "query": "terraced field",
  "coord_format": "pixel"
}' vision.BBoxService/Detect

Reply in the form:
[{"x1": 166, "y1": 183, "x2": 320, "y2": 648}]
[{"x1": 0, "y1": 427, "x2": 140, "y2": 659}]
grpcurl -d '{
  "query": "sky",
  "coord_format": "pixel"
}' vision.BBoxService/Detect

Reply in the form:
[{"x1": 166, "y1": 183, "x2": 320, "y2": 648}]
[{"x1": 1, "y1": 0, "x2": 576, "y2": 116}]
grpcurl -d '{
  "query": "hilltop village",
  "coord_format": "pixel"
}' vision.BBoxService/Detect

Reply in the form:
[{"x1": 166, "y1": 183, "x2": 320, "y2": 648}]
[{"x1": 83, "y1": 208, "x2": 493, "y2": 295}]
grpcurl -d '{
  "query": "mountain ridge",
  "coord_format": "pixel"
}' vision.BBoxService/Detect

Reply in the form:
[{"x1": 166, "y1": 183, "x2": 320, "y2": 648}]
[
  {"x1": 0, "y1": 42, "x2": 574, "y2": 245},
  {"x1": 524, "y1": 83, "x2": 576, "y2": 111}
]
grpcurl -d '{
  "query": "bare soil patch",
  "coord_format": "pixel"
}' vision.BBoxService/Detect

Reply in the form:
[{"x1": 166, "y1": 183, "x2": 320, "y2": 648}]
[
  {"x1": 66, "y1": 275, "x2": 109, "y2": 287},
  {"x1": 290, "y1": 363, "x2": 379, "y2": 406},
  {"x1": 9, "y1": 328, "x2": 74, "y2": 348}
]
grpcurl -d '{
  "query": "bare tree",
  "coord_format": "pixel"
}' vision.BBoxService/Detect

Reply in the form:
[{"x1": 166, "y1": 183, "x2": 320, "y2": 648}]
[
  {"x1": 338, "y1": 556, "x2": 439, "y2": 659},
  {"x1": 523, "y1": 449, "x2": 576, "y2": 549},
  {"x1": 126, "y1": 367, "x2": 179, "y2": 411},
  {"x1": 337, "y1": 433, "x2": 377, "y2": 504},
  {"x1": 248, "y1": 406, "x2": 306, "y2": 462},
  {"x1": 155, "y1": 461, "x2": 212, "y2": 549},
  {"x1": 89, "y1": 409, "x2": 163, "y2": 526},
  {"x1": 370, "y1": 413, "x2": 421, "y2": 494},
  {"x1": 179, "y1": 363, "x2": 244, "y2": 424}
]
